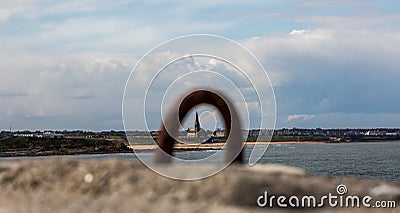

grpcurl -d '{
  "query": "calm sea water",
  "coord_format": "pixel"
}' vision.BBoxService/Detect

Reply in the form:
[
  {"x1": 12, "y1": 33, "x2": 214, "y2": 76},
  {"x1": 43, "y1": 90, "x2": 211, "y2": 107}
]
[
  {"x1": 252, "y1": 142, "x2": 400, "y2": 180},
  {"x1": 1, "y1": 142, "x2": 399, "y2": 180}
]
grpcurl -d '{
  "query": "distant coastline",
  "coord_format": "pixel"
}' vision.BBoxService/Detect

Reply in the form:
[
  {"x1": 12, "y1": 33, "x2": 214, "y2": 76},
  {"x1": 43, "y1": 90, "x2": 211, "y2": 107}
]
[
  {"x1": 0, "y1": 137, "x2": 132, "y2": 158},
  {"x1": 1, "y1": 135, "x2": 400, "y2": 157}
]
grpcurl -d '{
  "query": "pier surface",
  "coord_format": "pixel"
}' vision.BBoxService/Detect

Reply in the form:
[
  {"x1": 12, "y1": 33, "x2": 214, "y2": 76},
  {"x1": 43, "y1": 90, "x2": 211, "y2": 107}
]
[{"x1": 0, "y1": 158, "x2": 399, "y2": 212}]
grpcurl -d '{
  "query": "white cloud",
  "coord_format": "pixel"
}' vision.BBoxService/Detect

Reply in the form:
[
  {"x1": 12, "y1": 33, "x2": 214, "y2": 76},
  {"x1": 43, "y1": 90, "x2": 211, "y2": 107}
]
[
  {"x1": 1, "y1": 1, "x2": 400, "y2": 130},
  {"x1": 280, "y1": 112, "x2": 400, "y2": 129},
  {"x1": 313, "y1": 98, "x2": 330, "y2": 113},
  {"x1": 0, "y1": 0, "x2": 37, "y2": 21},
  {"x1": 289, "y1": 29, "x2": 309, "y2": 35},
  {"x1": 243, "y1": 26, "x2": 400, "y2": 119},
  {"x1": 286, "y1": 114, "x2": 315, "y2": 122},
  {"x1": 0, "y1": 1, "x2": 234, "y2": 53},
  {"x1": 0, "y1": 52, "x2": 136, "y2": 130},
  {"x1": 0, "y1": 8, "x2": 13, "y2": 21}
]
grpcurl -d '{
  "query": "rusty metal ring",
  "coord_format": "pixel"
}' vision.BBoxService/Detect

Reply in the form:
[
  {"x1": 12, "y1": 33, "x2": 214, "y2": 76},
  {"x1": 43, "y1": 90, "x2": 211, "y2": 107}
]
[{"x1": 154, "y1": 89, "x2": 243, "y2": 164}]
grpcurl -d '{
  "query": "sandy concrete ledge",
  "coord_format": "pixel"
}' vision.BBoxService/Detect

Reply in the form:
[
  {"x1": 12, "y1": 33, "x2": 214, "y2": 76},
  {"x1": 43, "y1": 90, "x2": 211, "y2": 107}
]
[{"x1": 0, "y1": 159, "x2": 399, "y2": 212}]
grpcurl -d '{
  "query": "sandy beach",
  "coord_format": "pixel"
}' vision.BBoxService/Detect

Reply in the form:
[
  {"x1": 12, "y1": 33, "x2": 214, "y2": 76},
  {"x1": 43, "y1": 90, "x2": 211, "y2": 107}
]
[{"x1": 130, "y1": 141, "x2": 327, "y2": 151}]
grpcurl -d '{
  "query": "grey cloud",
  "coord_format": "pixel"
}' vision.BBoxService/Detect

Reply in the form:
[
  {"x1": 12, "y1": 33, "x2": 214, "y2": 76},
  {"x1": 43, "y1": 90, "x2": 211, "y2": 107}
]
[
  {"x1": 0, "y1": 91, "x2": 28, "y2": 97},
  {"x1": 243, "y1": 26, "x2": 400, "y2": 128},
  {"x1": 0, "y1": 53, "x2": 133, "y2": 130},
  {"x1": 1, "y1": 1, "x2": 399, "y2": 130},
  {"x1": 279, "y1": 112, "x2": 400, "y2": 129}
]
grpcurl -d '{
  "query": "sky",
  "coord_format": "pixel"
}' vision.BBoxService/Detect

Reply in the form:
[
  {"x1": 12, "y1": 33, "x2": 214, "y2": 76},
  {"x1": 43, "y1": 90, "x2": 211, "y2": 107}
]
[{"x1": 1, "y1": 0, "x2": 400, "y2": 131}]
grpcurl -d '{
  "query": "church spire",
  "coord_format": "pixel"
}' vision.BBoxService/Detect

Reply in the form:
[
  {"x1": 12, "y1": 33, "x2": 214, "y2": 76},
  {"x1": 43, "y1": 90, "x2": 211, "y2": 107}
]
[{"x1": 195, "y1": 111, "x2": 201, "y2": 133}]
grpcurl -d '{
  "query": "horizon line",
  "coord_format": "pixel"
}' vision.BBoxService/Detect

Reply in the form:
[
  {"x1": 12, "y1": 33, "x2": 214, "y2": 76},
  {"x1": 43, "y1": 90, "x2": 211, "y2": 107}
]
[{"x1": 3, "y1": 127, "x2": 400, "y2": 132}]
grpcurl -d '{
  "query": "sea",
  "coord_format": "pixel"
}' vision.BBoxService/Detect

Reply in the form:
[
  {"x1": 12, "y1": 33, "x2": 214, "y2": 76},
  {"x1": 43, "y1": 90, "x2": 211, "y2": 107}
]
[{"x1": 1, "y1": 141, "x2": 399, "y2": 180}]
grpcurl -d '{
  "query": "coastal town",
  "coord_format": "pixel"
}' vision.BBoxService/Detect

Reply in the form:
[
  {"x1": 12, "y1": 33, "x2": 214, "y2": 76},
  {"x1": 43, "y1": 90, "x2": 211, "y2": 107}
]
[
  {"x1": 1, "y1": 127, "x2": 400, "y2": 143},
  {"x1": 1, "y1": 113, "x2": 400, "y2": 157}
]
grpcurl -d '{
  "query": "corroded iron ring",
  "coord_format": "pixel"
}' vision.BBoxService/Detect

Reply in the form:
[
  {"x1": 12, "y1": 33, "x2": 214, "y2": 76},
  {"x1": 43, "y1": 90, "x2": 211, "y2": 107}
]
[{"x1": 154, "y1": 89, "x2": 243, "y2": 164}]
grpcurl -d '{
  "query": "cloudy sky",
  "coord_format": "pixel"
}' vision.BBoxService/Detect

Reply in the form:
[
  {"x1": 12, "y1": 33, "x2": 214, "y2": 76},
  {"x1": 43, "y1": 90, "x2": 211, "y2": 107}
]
[{"x1": 1, "y1": 0, "x2": 400, "y2": 131}]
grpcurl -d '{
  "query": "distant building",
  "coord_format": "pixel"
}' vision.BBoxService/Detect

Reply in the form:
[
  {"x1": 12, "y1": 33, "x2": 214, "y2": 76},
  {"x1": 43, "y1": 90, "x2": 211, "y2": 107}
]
[
  {"x1": 13, "y1": 133, "x2": 34, "y2": 137},
  {"x1": 195, "y1": 111, "x2": 201, "y2": 134},
  {"x1": 43, "y1": 132, "x2": 64, "y2": 138},
  {"x1": 186, "y1": 128, "x2": 197, "y2": 138},
  {"x1": 213, "y1": 129, "x2": 226, "y2": 137},
  {"x1": 187, "y1": 111, "x2": 205, "y2": 138}
]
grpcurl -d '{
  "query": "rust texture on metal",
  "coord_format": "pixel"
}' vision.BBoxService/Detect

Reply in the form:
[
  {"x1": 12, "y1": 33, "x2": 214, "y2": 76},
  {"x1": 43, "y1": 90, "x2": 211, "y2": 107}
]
[{"x1": 154, "y1": 90, "x2": 243, "y2": 164}]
